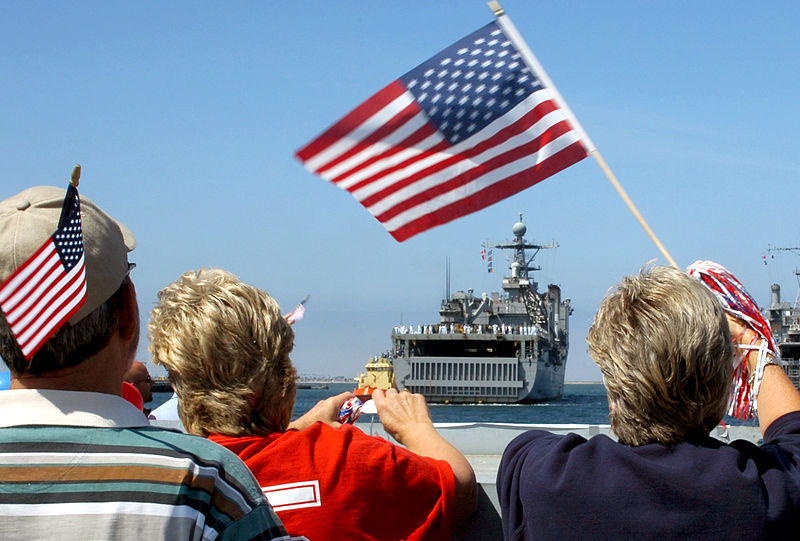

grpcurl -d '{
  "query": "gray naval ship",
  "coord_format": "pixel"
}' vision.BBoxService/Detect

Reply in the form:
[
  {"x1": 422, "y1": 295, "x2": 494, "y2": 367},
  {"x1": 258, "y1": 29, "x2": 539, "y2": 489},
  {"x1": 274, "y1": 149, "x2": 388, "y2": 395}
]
[
  {"x1": 764, "y1": 277, "x2": 800, "y2": 389},
  {"x1": 389, "y1": 216, "x2": 571, "y2": 404}
]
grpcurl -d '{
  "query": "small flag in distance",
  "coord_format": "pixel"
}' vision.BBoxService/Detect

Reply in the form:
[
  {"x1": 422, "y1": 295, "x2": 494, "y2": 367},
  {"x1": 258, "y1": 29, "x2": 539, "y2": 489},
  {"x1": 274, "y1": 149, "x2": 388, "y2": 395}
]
[{"x1": 285, "y1": 294, "x2": 310, "y2": 325}]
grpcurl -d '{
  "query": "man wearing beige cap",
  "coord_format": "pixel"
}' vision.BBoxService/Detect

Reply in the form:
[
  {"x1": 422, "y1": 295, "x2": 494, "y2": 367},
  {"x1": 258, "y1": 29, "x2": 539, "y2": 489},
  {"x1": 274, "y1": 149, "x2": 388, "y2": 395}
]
[{"x1": 0, "y1": 178, "x2": 289, "y2": 541}]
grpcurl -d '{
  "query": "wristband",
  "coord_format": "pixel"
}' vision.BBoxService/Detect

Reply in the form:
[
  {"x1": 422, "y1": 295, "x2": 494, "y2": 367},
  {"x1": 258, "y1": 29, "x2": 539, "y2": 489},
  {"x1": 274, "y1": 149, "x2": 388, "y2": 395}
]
[{"x1": 736, "y1": 337, "x2": 782, "y2": 415}]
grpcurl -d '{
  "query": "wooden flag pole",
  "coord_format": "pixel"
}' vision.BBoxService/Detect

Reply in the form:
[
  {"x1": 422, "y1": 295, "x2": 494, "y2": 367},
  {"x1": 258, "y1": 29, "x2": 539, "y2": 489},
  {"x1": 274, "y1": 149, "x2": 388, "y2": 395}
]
[
  {"x1": 70, "y1": 164, "x2": 81, "y2": 187},
  {"x1": 488, "y1": 1, "x2": 679, "y2": 269},
  {"x1": 591, "y1": 151, "x2": 678, "y2": 268}
]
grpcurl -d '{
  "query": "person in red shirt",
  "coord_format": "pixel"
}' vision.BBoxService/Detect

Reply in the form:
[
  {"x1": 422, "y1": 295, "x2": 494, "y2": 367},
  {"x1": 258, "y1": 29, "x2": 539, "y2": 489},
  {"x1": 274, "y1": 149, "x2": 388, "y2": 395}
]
[{"x1": 149, "y1": 268, "x2": 477, "y2": 541}]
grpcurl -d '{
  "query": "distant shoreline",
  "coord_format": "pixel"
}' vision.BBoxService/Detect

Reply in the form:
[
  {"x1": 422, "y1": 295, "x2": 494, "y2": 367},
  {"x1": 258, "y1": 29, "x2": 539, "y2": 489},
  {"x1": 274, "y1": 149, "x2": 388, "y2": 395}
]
[
  {"x1": 295, "y1": 378, "x2": 604, "y2": 385},
  {"x1": 296, "y1": 379, "x2": 354, "y2": 384}
]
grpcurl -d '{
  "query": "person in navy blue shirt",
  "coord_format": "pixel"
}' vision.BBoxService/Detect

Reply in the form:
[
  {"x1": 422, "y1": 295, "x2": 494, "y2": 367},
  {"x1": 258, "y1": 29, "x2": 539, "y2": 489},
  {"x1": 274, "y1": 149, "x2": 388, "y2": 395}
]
[{"x1": 498, "y1": 265, "x2": 800, "y2": 540}]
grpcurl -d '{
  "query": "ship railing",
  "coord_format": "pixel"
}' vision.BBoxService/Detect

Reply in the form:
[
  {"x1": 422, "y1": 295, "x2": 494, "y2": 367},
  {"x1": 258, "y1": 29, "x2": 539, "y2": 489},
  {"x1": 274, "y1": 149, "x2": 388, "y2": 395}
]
[{"x1": 392, "y1": 324, "x2": 547, "y2": 337}]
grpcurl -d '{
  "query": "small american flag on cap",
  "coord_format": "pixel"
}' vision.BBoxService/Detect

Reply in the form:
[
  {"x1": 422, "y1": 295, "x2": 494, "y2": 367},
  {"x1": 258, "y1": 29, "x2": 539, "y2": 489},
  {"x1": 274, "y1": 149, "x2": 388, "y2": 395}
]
[{"x1": 0, "y1": 167, "x2": 88, "y2": 360}]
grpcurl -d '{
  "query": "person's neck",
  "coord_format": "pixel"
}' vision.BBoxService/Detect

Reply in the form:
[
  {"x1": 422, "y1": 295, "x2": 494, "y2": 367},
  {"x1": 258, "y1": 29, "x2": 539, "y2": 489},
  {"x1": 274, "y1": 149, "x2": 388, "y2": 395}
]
[{"x1": 11, "y1": 340, "x2": 130, "y2": 396}]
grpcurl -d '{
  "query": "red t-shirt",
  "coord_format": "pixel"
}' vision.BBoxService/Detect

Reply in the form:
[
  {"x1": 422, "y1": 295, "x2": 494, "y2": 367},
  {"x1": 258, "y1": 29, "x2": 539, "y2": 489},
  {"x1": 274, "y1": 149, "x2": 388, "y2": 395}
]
[{"x1": 210, "y1": 422, "x2": 456, "y2": 541}]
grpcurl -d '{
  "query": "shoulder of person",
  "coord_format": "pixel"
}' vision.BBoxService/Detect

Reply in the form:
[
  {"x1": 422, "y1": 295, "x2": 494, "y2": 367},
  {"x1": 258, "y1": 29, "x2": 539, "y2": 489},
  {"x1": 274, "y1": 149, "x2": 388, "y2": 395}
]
[{"x1": 141, "y1": 427, "x2": 266, "y2": 493}]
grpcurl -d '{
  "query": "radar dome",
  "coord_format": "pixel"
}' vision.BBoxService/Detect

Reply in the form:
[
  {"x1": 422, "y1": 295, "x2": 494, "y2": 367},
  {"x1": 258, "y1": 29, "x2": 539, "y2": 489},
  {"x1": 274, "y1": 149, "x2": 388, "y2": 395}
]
[{"x1": 512, "y1": 221, "x2": 526, "y2": 237}]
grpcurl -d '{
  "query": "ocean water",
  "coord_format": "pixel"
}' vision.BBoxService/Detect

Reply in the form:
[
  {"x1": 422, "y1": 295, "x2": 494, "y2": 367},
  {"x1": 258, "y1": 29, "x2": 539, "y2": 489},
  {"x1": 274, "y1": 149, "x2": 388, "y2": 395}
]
[
  {"x1": 150, "y1": 382, "x2": 759, "y2": 427},
  {"x1": 150, "y1": 382, "x2": 611, "y2": 424}
]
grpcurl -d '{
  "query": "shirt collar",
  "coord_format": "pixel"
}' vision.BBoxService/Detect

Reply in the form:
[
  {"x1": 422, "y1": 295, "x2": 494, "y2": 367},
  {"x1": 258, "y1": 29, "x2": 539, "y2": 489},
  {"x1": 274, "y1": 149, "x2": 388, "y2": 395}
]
[{"x1": 0, "y1": 389, "x2": 150, "y2": 428}]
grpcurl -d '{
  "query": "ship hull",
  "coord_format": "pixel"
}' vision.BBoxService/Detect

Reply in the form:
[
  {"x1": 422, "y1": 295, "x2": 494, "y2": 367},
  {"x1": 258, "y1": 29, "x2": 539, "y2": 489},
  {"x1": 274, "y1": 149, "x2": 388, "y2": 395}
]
[{"x1": 391, "y1": 332, "x2": 565, "y2": 404}]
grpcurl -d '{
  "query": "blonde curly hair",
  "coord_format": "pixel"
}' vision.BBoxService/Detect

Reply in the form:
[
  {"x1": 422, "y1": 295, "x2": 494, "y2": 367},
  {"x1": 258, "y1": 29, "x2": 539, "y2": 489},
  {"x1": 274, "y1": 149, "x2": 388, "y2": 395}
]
[
  {"x1": 149, "y1": 268, "x2": 296, "y2": 436},
  {"x1": 587, "y1": 265, "x2": 732, "y2": 446}
]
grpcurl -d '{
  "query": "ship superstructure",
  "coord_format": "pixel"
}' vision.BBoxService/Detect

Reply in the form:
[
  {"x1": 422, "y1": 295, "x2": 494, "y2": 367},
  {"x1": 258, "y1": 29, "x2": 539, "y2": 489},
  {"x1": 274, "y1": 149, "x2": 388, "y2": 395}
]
[
  {"x1": 385, "y1": 217, "x2": 570, "y2": 404},
  {"x1": 763, "y1": 245, "x2": 800, "y2": 390},
  {"x1": 764, "y1": 278, "x2": 800, "y2": 389}
]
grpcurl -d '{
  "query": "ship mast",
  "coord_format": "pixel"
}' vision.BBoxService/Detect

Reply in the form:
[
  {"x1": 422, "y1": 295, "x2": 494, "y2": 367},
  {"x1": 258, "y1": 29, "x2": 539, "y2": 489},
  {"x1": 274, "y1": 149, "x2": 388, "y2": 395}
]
[
  {"x1": 487, "y1": 214, "x2": 557, "y2": 282},
  {"x1": 486, "y1": 214, "x2": 558, "y2": 325},
  {"x1": 767, "y1": 245, "x2": 800, "y2": 308}
]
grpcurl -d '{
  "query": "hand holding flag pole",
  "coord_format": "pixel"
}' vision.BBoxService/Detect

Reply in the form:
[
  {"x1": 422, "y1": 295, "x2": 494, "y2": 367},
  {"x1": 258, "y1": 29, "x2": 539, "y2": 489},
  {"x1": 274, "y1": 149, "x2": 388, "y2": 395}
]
[{"x1": 489, "y1": 1, "x2": 678, "y2": 268}]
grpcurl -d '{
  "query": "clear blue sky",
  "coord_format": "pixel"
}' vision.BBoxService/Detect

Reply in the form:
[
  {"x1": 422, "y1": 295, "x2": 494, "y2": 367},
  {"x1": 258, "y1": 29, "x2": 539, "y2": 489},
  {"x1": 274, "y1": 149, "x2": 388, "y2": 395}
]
[{"x1": 3, "y1": 1, "x2": 800, "y2": 382}]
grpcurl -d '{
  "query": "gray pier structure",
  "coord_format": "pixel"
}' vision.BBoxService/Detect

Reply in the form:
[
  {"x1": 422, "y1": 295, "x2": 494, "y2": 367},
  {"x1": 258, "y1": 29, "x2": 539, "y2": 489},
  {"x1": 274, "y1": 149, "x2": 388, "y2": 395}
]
[{"x1": 391, "y1": 217, "x2": 571, "y2": 404}]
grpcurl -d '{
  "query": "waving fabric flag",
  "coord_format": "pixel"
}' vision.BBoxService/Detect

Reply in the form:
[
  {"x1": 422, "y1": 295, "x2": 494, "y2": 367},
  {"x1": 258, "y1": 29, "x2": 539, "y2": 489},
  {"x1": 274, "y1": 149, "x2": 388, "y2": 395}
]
[
  {"x1": 296, "y1": 19, "x2": 593, "y2": 241},
  {"x1": 0, "y1": 184, "x2": 87, "y2": 359},
  {"x1": 284, "y1": 295, "x2": 310, "y2": 325},
  {"x1": 285, "y1": 303, "x2": 305, "y2": 324},
  {"x1": 687, "y1": 260, "x2": 780, "y2": 420}
]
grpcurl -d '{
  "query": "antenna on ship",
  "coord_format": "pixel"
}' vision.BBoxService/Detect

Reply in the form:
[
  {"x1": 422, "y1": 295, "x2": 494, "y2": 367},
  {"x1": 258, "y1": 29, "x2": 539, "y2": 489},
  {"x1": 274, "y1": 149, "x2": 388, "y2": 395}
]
[
  {"x1": 445, "y1": 257, "x2": 451, "y2": 301},
  {"x1": 767, "y1": 245, "x2": 800, "y2": 308},
  {"x1": 488, "y1": 214, "x2": 557, "y2": 282}
]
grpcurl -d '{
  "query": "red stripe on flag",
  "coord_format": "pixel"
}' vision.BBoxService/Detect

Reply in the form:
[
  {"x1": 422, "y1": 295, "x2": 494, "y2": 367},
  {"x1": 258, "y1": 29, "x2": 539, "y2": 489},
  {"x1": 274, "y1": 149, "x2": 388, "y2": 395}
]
[{"x1": 295, "y1": 81, "x2": 407, "y2": 164}]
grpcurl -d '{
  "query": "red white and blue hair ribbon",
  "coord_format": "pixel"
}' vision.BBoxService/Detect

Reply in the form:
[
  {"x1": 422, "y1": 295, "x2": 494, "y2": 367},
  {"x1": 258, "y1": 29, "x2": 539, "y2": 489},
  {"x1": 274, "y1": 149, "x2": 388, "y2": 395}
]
[{"x1": 687, "y1": 260, "x2": 780, "y2": 419}]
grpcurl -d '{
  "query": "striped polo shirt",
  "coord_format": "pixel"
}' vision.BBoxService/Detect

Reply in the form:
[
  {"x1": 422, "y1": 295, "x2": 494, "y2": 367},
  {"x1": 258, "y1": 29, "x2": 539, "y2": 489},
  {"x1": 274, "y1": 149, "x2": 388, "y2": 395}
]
[{"x1": 0, "y1": 389, "x2": 290, "y2": 541}]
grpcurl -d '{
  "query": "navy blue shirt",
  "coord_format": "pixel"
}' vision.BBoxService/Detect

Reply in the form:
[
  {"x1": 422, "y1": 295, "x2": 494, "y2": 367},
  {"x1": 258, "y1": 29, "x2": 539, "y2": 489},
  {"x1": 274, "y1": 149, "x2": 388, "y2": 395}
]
[{"x1": 497, "y1": 412, "x2": 800, "y2": 540}]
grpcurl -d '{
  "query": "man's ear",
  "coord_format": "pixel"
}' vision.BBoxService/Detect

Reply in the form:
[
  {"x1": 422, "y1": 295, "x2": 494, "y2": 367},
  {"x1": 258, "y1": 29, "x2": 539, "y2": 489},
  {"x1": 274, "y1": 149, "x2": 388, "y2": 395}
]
[{"x1": 118, "y1": 279, "x2": 139, "y2": 341}]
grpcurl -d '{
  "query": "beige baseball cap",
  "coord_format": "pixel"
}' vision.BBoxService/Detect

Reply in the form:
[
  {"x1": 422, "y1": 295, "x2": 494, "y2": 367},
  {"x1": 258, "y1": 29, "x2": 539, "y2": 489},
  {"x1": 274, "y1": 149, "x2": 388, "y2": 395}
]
[{"x1": 0, "y1": 185, "x2": 136, "y2": 324}]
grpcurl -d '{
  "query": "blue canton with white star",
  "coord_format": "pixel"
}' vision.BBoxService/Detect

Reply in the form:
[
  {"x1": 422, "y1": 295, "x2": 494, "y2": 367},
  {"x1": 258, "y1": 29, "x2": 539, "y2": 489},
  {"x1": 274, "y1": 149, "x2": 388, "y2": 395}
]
[
  {"x1": 400, "y1": 21, "x2": 543, "y2": 144},
  {"x1": 52, "y1": 185, "x2": 83, "y2": 271}
]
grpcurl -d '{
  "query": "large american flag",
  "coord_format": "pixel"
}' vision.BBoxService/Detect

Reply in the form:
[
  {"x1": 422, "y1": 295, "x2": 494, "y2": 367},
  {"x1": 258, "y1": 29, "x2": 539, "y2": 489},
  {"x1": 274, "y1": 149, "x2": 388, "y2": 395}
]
[
  {"x1": 296, "y1": 20, "x2": 593, "y2": 241},
  {"x1": 0, "y1": 185, "x2": 87, "y2": 359}
]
